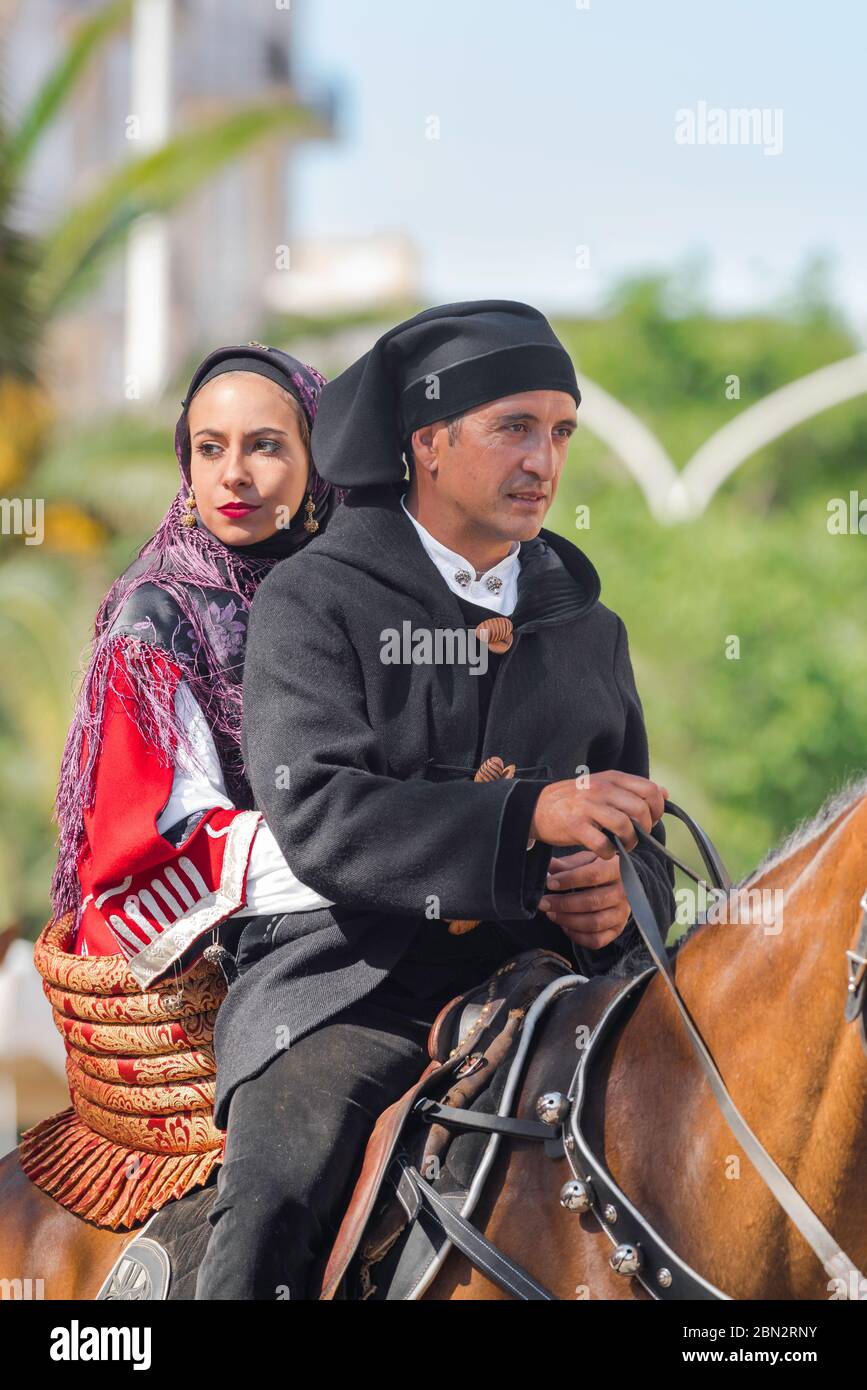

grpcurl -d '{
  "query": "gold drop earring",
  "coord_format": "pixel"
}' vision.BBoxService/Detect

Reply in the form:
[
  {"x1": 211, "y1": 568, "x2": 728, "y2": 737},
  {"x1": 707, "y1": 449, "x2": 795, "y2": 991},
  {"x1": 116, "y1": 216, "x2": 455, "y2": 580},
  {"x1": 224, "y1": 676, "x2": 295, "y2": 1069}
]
[
  {"x1": 303, "y1": 493, "x2": 319, "y2": 534},
  {"x1": 181, "y1": 485, "x2": 198, "y2": 527}
]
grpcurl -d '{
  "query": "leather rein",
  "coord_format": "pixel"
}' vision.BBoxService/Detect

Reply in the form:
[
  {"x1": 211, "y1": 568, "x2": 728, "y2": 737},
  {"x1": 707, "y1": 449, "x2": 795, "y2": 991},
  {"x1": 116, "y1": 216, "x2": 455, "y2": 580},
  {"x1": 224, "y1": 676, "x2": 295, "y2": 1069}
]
[{"x1": 402, "y1": 799, "x2": 867, "y2": 1299}]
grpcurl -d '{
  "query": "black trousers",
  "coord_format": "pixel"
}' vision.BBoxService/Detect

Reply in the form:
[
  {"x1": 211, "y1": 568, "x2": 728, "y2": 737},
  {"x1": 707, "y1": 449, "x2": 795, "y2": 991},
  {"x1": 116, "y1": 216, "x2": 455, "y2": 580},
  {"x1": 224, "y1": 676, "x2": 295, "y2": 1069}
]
[{"x1": 194, "y1": 981, "x2": 443, "y2": 1301}]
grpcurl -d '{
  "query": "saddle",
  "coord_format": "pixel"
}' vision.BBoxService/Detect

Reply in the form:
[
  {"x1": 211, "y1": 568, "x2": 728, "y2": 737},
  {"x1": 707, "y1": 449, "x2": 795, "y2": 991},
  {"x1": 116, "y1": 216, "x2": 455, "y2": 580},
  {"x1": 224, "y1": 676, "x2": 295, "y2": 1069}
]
[{"x1": 319, "y1": 947, "x2": 579, "y2": 1300}]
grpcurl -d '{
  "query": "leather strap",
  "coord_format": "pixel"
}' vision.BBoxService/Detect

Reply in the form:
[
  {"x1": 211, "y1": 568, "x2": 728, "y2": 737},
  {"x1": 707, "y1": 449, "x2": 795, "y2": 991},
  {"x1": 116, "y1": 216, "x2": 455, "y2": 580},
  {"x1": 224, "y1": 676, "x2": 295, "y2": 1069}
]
[
  {"x1": 414, "y1": 1097, "x2": 556, "y2": 1142},
  {"x1": 652, "y1": 799, "x2": 732, "y2": 893},
  {"x1": 396, "y1": 1158, "x2": 559, "y2": 1301}
]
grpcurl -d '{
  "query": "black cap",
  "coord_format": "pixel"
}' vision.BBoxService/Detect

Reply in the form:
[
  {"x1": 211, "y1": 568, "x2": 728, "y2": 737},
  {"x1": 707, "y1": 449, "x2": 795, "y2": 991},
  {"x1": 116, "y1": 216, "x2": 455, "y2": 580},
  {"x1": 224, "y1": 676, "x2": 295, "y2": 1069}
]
[{"x1": 311, "y1": 300, "x2": 580, "y2": 487}]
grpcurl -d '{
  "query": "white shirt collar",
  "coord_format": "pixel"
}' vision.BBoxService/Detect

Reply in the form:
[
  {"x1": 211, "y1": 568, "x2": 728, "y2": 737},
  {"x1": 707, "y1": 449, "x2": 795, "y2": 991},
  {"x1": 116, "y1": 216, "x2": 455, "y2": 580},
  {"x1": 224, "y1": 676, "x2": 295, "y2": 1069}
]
[{"x1": 399, "y1": 493, "x2": 520, "y2": 615}]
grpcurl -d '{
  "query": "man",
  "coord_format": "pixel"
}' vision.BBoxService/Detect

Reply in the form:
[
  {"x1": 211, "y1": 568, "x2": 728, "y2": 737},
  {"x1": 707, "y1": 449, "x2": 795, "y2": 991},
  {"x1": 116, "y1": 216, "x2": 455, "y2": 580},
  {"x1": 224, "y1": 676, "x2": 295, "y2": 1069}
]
[{"x1": 196, "y1": 300, "x2": 675, "y2": 1300}]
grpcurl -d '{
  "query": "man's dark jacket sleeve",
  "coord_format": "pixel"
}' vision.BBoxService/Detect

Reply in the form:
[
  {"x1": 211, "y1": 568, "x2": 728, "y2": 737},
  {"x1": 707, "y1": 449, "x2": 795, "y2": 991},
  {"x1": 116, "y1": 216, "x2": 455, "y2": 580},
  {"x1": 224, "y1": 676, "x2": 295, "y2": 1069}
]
[{"x1": 571, "y1": 616, "x2": 676, "y2": 977}]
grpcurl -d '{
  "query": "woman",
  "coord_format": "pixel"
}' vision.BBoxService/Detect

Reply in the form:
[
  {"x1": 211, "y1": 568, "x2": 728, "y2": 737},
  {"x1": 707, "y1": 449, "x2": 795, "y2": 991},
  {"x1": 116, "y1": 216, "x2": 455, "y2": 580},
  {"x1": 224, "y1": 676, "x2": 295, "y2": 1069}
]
[{"x1": 50, "y1": 344, "x2": 341, "y2": 987}]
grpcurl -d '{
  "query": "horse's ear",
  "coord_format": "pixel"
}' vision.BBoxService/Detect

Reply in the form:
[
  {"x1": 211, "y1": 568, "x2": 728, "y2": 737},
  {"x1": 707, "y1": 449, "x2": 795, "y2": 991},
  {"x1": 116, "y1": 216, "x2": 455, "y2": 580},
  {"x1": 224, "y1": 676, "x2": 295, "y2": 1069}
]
[{"x1": 0, "y1": 924, "x2": 20, "y2": 969}]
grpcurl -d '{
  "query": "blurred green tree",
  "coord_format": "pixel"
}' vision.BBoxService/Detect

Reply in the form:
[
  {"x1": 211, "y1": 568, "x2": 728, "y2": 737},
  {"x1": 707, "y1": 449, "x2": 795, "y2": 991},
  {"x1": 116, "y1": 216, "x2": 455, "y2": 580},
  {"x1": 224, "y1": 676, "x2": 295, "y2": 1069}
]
[{"x1": 551, "y1": 272, "x2": 867, "y2": 885}]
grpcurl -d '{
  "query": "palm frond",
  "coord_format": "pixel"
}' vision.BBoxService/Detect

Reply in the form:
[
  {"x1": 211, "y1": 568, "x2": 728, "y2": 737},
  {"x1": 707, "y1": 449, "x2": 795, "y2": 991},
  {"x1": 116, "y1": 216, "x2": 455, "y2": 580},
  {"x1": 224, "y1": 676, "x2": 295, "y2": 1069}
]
[
  {"x1": 30, "y1": 414, "x2": 176, "y2": 532},
  {"x1": 1, "y1": 0, "x2": 132, "y2": 184},
  {"x1": 34, "y1": 102, "x2": 322, "y2": 316},
  {"x1": 0, "y1": 223, "x2": 41, "y2": 377}
]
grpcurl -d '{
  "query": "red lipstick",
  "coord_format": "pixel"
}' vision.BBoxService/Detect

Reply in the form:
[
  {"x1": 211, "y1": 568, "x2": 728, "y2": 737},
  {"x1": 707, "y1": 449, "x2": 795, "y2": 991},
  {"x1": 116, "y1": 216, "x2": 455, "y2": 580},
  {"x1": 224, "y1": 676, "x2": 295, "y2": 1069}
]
[{"x1": 217, "y1": 502, "x2": 260, "y2": 518}]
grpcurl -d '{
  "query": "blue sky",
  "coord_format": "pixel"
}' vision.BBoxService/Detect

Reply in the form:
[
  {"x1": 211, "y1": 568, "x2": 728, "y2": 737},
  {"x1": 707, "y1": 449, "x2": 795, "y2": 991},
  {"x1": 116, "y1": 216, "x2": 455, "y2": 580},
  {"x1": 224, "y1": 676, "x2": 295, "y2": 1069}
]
[{"x1": 291, "y1": 0, "x2": 866, "y2": 333}]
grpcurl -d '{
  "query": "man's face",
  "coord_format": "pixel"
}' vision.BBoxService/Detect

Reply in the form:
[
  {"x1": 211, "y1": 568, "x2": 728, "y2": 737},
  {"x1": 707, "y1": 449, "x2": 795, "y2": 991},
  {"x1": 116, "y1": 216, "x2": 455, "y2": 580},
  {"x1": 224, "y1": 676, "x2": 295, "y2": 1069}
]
[{"x1": 412, "y1": 389, "x2": 578, "y2": 544}]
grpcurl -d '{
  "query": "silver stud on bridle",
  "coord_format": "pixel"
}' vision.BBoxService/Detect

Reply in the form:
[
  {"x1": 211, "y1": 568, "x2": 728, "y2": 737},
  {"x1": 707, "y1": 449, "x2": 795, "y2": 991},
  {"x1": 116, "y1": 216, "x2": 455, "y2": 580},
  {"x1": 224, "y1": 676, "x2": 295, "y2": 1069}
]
[
  {"x1": 610, "y1": 1243, "x2": 643, "y2": 1277},
  {"x1": 559, "y1": 1179, "x2": 593, "y2": 1213},
  {"x1": 535, "y1": 1092, "x2": 570, "y2": 1126}
]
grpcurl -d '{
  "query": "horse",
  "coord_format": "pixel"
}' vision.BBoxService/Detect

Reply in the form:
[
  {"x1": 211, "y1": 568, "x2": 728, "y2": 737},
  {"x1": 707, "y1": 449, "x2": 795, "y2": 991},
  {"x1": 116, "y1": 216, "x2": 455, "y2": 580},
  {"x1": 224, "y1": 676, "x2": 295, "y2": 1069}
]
[
  {"x1": 2, "y1": 782, "x2": 866, "y2": 1301},
  {"x1": 0, "y1": 1154, "x2": 160, "y2": 1300}
]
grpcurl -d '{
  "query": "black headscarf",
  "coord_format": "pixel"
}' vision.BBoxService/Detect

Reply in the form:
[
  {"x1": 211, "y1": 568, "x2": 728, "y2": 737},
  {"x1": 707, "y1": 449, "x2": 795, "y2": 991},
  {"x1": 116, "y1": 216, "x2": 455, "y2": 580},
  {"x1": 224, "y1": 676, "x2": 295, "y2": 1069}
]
[{"x1": 310, "y1": 300, "x2": 581, "y2": 488}]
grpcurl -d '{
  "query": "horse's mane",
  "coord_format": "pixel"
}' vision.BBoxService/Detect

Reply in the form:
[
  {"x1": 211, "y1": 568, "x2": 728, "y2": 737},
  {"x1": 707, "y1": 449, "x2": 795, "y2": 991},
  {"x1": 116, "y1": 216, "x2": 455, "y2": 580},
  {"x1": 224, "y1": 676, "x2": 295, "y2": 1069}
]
[
  {"x1": 743, "y1": 771, "x2": 867, "y2": 883},
  {"x1": 609, "y1": 772, "x2": 867, "y2": 977}
]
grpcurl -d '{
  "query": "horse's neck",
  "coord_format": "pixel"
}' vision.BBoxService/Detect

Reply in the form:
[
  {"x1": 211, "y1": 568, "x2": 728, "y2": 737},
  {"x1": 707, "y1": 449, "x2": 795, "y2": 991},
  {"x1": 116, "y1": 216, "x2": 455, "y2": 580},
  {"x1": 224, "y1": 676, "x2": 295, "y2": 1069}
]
[
  {"x1": 739, "y1": 796, "x2": 857, "y2": 896},
  {"x1": 678, "y1": 791, "x2": 867, "y2": 1030},
  {"x1": 669, "y1": 793, "x2": 867, "y2": 1286}
]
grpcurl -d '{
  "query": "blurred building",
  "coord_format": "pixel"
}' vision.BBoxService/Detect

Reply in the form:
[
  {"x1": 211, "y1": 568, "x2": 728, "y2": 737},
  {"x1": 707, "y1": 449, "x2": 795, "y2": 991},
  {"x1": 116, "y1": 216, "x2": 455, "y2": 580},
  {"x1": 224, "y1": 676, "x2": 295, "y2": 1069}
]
[
  {"x1": 1, "y1": 0, "x2": 334, "y2": 415},
  {"x1": 264, "y1": 233, "x2": 419, "y2": 315},
  {"x1": 0, "y1": 931, "x2": 68, "y2": 1151}
]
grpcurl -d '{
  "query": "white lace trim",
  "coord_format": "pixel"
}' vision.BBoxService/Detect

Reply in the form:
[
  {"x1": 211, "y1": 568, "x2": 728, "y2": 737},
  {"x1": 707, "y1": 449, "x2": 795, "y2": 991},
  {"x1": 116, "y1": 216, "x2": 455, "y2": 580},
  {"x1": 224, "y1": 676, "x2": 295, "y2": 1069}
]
[{"x1": 128, "y1": 810, "x2": 261, "y2": 988}]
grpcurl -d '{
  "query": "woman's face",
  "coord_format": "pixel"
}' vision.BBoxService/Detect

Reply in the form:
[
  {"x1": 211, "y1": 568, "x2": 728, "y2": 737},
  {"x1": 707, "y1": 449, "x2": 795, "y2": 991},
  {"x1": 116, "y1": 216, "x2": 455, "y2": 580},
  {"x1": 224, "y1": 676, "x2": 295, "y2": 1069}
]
[{"x1": 187, "y1": 372, "x2": 310, "y2": 545}]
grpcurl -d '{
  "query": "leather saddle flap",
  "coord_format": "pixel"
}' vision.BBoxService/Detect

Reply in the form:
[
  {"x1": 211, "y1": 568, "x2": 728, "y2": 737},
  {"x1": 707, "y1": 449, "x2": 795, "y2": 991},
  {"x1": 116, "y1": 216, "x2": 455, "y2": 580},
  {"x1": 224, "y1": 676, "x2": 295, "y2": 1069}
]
[{"x1": 319, "y1": 948, "x2": 572, "y2": 1300}]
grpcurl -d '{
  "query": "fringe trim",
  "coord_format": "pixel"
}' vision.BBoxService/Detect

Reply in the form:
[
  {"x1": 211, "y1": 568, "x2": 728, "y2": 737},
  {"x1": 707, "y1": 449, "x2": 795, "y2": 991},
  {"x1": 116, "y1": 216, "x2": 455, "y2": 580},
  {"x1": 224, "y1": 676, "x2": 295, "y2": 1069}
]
[{"x1": 18, "y1": 1108, "x2": 223, "y2": 1231}]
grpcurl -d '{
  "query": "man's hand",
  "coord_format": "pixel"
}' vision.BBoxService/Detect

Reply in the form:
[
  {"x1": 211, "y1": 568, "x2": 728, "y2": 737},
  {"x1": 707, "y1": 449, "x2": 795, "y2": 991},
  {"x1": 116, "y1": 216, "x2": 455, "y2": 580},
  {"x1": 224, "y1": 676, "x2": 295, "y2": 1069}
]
[
  {"x1": 538, "y1": 849, "x2": 632, "y2": 951},
  {"x1": 529, "y1": 770, "x2": 667, "y2": 856}
]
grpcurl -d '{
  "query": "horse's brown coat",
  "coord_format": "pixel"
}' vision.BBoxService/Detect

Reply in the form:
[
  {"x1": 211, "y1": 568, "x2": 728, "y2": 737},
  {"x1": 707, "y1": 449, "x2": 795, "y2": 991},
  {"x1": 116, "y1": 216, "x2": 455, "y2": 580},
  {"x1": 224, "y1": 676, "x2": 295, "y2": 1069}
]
[{"x1": 0, "y1": 1149, "x2": 135, "y2": 1299}]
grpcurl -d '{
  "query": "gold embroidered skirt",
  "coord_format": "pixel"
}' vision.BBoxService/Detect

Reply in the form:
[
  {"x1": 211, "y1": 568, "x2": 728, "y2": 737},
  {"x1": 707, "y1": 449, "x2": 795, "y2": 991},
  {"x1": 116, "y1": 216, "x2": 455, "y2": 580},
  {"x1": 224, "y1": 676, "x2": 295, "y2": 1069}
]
[{"x1": 18, "y1": 915, "x2": 227, "y2": 1230}]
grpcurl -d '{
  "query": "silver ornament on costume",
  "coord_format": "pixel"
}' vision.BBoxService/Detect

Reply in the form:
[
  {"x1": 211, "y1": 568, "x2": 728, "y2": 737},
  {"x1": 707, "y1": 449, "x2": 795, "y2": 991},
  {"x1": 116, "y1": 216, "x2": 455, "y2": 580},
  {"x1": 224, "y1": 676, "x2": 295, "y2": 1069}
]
[
  {"x1": 485, "y1": 576, "x2": 503, "y2": 595},
  {"x1": 454, "y1": 570, "x2": 472, "y2": 588}
]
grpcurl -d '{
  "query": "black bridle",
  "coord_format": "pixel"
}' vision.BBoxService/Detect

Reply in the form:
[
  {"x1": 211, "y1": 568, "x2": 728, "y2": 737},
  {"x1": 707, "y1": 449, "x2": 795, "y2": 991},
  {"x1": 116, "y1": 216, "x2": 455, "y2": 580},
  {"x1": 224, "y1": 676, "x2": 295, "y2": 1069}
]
[{"x1": 845, "y1": 890, "x2": 867, "y2": 1056}]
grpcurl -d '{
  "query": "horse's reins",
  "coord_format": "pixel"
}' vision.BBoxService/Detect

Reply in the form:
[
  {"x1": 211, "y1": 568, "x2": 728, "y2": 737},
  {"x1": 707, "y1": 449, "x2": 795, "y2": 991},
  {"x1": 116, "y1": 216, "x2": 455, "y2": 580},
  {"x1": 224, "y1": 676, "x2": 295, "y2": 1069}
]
[{"x1": 608, "y1": 798, "x2": 865, "y2": 1287}]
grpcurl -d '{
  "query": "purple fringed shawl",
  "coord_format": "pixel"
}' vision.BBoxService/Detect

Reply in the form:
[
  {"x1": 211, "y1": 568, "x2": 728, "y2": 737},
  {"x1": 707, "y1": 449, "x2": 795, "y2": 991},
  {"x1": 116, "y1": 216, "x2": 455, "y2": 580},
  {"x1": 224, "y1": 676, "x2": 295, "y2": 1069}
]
[{"x1": 50, "y1": 351, "x2": 339, "y2": 931}]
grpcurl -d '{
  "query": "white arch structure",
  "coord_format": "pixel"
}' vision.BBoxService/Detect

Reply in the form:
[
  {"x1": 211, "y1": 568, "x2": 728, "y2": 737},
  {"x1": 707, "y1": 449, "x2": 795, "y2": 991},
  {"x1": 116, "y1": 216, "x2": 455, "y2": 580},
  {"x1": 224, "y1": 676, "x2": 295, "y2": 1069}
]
[{"x1": 576, "y1": 353, "x2": 867, "y2": 522}]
